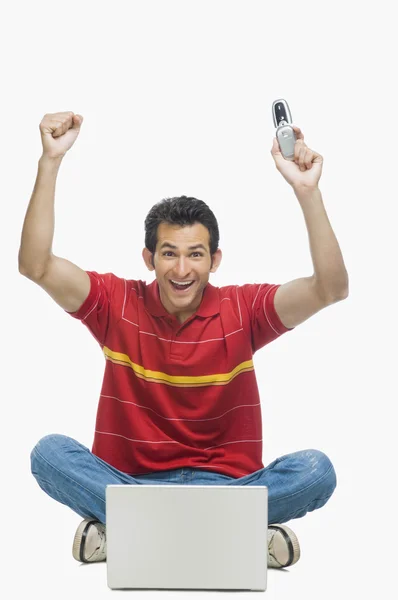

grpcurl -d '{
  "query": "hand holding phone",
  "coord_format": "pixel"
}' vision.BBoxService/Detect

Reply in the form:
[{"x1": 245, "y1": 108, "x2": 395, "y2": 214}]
[{"x1": 272, "y1": 99, "x2": 296, "y2": 161}]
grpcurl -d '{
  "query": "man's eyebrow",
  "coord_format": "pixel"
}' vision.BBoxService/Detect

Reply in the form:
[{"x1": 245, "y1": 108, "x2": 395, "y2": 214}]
[{"x1": 159, "y1": 242, "x2": 207, "y2": 252}]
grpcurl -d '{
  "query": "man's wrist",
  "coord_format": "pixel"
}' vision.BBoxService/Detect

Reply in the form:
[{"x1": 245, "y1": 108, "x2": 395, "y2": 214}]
[
  {"x1": 292, "y1": 184, "x2": 320, "y2": 201},
  {"x1": 38, "y1": 154, "x2": 64, "y2": 171}
]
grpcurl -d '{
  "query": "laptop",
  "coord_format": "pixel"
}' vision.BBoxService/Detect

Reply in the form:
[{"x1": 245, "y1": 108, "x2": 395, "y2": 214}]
[{"x1": 106, "y1": 484, "x2": 268, "y2": 591}]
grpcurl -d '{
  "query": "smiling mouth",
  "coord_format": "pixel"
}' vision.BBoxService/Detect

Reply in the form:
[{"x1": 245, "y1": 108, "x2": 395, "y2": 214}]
[{"x1": 170, "y1": 280, "x2": 195, "y2": 292}]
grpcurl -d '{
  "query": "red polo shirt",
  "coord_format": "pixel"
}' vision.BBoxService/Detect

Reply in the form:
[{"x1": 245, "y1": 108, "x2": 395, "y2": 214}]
[{"x1": 66, "y1": 272, "x2": 294, "y2": 478}]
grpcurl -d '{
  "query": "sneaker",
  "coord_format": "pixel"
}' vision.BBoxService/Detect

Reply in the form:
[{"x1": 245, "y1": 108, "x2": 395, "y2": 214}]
[
  {"x1": 72, "y1": 519, "x2": 107, "y2": 563},
  {"x1": 267, "y1": 524, "x2": 300, "y2": 568}
]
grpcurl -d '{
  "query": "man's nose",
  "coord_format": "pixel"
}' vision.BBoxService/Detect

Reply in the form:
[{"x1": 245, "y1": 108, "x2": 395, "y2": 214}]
[{"x1": 175, "y1": 256, "x2": 190, "y2": 274}]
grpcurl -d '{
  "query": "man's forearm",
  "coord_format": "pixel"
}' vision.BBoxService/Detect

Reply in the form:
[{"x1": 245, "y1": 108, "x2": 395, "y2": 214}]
[
  {"x1": 293, "y1": 185, "x2": 349, "y2": 300},
  {"x1": 18, "y1": 155, "x2": 63, "y2": 277}
]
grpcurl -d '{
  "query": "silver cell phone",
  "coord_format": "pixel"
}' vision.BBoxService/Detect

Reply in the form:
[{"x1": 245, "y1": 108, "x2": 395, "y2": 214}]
[{"x1": 272, "y1": 99, "x2": 296, "y2": 161}]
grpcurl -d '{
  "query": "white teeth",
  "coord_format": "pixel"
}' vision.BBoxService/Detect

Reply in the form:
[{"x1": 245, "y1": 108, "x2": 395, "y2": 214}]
[{"x1": 171, "y1": 280, "x2": 193, "y2": 286}]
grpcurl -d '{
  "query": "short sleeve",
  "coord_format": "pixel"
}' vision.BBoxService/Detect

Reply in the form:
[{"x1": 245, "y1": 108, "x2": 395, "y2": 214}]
[
  {"x1": 65, "y1": 271, "x2": 126, "y2": 346},
  {"x1": 239, "y1": 283, "x2": 295, "y2": 353}
]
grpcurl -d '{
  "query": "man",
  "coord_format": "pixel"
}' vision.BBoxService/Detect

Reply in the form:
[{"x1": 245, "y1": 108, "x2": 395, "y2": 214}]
[{"x1": 19, "y1": 112, "x2": 348, "y2": 570}]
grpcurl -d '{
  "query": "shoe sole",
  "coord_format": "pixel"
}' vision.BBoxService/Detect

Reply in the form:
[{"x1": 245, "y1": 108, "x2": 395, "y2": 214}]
[
  {"x1": 72, "y1": 519, "x2": 100, "y2": 563},
  {"x1": 270, "y1": 524, "x2": 301, "y2": 567}
]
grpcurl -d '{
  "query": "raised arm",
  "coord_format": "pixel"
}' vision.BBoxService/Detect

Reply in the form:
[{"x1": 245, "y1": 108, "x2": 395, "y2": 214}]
[{"x1": 18, "y1": 112, "x2": 90, "y2": 312}]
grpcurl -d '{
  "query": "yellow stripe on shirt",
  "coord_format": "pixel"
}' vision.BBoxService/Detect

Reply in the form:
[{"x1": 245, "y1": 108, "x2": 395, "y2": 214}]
[{"x1": 103, "y1": 346, "x2": 254, "y2": 387}]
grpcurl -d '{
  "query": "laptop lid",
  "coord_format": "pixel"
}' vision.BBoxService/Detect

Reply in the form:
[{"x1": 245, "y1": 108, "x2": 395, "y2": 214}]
[{"x1": 106, "y1": 484, "x2": 268, "y2": 591}]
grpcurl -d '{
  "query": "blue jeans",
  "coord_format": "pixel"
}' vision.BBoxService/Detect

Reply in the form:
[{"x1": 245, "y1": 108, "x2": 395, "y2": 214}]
[{"x1": 30, "y1": 434, "x2": 336, "y2": 525}]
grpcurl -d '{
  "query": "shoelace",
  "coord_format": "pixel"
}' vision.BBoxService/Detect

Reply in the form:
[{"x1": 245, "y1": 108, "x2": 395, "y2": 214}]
[
  {"x1": 267, "y1": 530, "x2": 281, "y2": 567},
  {"x1": 87, "y1": 526, "x2": 107, "y2": 560},
  {"x1": 96, "y1": 529, "x2": 106, "y2": 552}
]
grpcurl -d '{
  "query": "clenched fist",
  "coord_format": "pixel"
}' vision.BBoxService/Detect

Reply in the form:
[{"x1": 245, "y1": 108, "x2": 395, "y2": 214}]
[{"x1": 39, "y1": 111, "x2": 84, "y2": 159}]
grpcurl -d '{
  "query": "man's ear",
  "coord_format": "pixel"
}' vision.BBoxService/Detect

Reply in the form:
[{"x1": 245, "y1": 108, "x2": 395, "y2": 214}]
[
  {"x1": 209, "y1": 248, "x2": 222, "y2": 273},
  {"x1": 142, "y1": 248, "x2": 155, "y2": 271}
]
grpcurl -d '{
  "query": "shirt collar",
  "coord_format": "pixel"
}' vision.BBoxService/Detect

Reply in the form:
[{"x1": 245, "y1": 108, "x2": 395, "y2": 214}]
[{"x1": 145, "y1": 279, "x2": 220, "y2": 318}]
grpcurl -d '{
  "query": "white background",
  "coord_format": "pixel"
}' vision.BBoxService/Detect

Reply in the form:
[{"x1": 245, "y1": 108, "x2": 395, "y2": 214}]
[{"x1": 1, "y1": 0, "x2": 396, "y2": 597}]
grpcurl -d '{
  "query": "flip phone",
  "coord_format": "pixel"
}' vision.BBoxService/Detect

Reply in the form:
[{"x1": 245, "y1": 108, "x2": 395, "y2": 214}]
[{"x1": 272, "y1": 99, "x2": 296, "y2": 161}]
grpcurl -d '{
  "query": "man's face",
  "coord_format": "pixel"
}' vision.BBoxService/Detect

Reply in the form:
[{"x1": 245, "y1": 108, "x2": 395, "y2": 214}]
[{"x1": 142, "y1": 222, "x2": 222, "y2": 323}]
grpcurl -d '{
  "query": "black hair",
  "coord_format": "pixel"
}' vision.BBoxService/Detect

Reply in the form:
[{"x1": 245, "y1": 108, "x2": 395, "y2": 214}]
[{"x1": 144, "y1": 196, "x2": 220, "y2": 268}]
